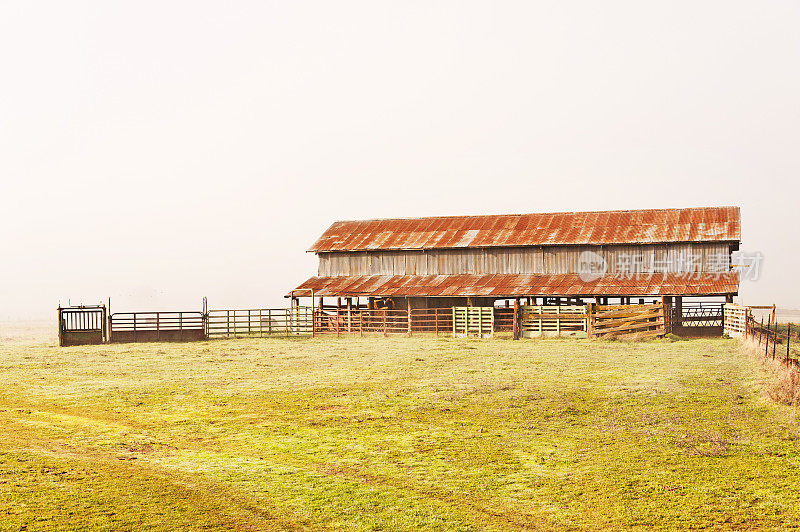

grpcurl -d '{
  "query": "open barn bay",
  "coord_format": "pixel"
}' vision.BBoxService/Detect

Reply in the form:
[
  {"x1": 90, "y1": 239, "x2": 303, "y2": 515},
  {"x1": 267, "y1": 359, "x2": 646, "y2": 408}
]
[{"x1": 1, "y1": 336, "x2": 799, "y2": 530}]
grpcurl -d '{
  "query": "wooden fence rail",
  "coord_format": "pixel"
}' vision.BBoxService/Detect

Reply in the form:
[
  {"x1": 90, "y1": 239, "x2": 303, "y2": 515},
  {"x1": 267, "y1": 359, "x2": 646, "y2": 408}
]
[
  {"x1": 207, "y1": 308, "x2": 313, "y2": 338},
  {"x1": 520, "y1": 305, "x2": 587, "y2": 338},
  {"x1": 590, "y1": 304, "x2": 665, "y2": 340}
]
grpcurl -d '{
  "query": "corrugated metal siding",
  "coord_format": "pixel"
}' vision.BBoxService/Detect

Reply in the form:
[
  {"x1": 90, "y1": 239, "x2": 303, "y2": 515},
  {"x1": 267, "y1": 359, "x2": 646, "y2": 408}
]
[
  {"x1": 318, "y1": 244, "x2": 733, "y2": 276},
  {"x1": 292, "y1": 272, "x2": 739, "y2": 297},
  {"x1": 309, "y1": 206, "x2": 741, "y2": 252}
]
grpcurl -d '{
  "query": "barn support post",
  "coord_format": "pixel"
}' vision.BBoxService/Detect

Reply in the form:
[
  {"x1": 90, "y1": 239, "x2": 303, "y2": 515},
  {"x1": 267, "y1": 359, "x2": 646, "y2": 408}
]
[
  {"x1": 673, "y1": 297, "x2": 683, "y2": 332},
  {"x1": 662, "y1": 296, "x2": 672, "y2": 334}
]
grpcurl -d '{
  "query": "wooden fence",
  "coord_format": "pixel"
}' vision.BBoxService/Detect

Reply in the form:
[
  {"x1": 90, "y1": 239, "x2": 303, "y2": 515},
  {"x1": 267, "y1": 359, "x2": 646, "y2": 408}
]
[
  {"x1": 61, "y1": 301, "x2": 687, "y2": 345},
  {"x1": 313, "y1": 309, "x2": 409, "y2": 336},
  {"x1": 589, "y1": 304, "x2": 666, "y2": 340},
  {"x1": 520, "y1": 305, "x2": 587, "y2": 338},
  {"x1": 452, "y1": 307, "x2": 494, "y2": 338},
  {"x1": 312, "y1": 307, "x2": 512, "y2": 336},
  {"x1": 207, "y1": 307, "x2": 313, "y2": 338},
  {"x1": 723, "y1": 304, "x2": 748, "y2": 337}
]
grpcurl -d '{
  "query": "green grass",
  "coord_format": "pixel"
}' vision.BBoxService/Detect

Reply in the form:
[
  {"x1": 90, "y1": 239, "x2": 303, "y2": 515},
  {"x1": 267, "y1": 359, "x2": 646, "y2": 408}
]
[{"x1": 1, "y1": 335, "x2": 799, "y2": 530}]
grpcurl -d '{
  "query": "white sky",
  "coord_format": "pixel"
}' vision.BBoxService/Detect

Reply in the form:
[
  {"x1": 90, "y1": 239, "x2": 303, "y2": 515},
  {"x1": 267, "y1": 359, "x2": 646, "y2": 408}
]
[{"x1": 1, "y1": 1, "x2": 799, "y2": 319}]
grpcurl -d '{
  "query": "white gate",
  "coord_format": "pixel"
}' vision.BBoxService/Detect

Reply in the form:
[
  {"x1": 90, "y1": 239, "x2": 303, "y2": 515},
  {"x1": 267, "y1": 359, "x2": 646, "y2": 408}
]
[{"x1": 452, "y1": 307, "x2": 494, "y2": 338}]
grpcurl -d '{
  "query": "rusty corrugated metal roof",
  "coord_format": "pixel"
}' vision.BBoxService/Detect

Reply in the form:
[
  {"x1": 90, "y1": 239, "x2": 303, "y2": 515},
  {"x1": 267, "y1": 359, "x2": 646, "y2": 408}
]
[
  {"x1": 308, "y1": 207, "x2": 741, "y2": 252},
  {"x1": 291, "y1": 272, "x2": 739, "y2": 297}
]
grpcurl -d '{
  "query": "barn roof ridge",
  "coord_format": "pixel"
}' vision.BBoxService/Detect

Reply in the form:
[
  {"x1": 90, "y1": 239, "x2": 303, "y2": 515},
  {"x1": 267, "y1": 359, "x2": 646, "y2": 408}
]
[
  {"x1": 309, "y1": 206, "x2": 741, "y2": 252},
  {"x1": 322, "y1": 205, "x2": 739, "y2": 226}
]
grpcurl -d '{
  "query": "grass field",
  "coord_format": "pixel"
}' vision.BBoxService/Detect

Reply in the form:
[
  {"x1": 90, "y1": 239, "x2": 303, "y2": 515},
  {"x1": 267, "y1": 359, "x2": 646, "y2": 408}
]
[{"x1": 1, "y1": 335, "x2": 799, "y2": 530}]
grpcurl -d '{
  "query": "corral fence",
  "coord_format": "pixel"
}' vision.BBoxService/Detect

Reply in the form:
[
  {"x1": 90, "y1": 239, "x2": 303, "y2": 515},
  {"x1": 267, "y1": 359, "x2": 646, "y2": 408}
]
[
  {"x1": 516, "y1": 303, "x2": 665, "y2": 340},
  {"x1": 453, "y1": 307, "x2": 494, "y2": 338},
  {"x1": 58, "y1": 305, "x2": 107, "y2": 347},
  {"x1": 733, "y1": 304, "x2": 800, "y2": 368},
  {"x1": 313, "y1": 309, "x2": 410, "y2": 336},
  {"x1": 311, "y1": 307, "x2": 512, "y2": 336},
  {"x1": 520, "y1": 305, "x2": 587, "y2": 338},
  {"x1": 590, "y1": 304, "x2": 666, "y2": 340},
  {"x1": 110, "y1": 312, "x2": 206, "y2": 343},
  {"x1": 58, "y1": 299, "x2": 726, "y2": 346},
  {"x1": 207, "y1": 307, "x2": 313, "y2": 339}
]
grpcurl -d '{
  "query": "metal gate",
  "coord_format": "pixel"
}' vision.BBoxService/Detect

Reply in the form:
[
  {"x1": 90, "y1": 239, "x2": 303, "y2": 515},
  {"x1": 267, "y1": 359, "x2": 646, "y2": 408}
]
[
  {"x1": 58, "y1": 305, "x2": 107, "y2": 346},
  {"x1": 109, "y1": 311, "x2": 206, "y2": 343}
]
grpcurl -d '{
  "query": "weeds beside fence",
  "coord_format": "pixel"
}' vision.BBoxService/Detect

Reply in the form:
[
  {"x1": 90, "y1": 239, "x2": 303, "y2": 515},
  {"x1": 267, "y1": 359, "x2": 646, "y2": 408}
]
[
  {"x1": 746, "y1": 317, "x2": 800, "y2": 367},
  {"x1": 725, "y1": 304, "x2": 800, "y2": 368}
]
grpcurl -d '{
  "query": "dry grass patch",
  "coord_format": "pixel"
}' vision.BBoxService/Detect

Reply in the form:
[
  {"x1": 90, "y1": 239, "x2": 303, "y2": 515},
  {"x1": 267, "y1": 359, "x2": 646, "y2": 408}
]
[{"x1": 741, "y1": 338, "x2": 800, "y2": 405}]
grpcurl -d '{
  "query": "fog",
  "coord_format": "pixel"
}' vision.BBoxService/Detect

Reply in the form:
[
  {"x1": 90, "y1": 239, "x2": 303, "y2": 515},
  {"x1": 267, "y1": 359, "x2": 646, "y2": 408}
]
[{"x1": 1, "y1": 1, "x2": 799, "y2": 319}]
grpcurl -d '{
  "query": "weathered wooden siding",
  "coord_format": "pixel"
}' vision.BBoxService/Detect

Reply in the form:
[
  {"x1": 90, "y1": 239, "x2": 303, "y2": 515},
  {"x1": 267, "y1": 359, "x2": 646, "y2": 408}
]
[{"x1": 317, "y1": 243, "x2": 733, "y2": 277}]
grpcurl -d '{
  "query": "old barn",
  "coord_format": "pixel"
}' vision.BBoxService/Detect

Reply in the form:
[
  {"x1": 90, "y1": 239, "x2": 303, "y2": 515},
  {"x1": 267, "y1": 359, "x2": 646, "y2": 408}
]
[{"x1": 291, "y1": 206, "x2": 740, "y2": 335}]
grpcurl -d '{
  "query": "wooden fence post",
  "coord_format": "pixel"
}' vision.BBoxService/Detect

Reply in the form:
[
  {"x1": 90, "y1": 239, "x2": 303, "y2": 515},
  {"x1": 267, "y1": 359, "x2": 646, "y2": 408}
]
[
  {"x1": 586, "y1": 303, "x2": 594, "y2": 339},
  {"x1": 513, "y1": 299, "x2": 520, "y2": 340},
  {"x1": 407, "y1": 307, "x2": 412, "y2": 337}
]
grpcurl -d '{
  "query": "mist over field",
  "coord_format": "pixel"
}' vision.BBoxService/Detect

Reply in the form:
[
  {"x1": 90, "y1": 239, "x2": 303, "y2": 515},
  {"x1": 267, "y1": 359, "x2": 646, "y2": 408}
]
[{"x1": 2, "y1": 1, "x2": 799, "y2": 318}]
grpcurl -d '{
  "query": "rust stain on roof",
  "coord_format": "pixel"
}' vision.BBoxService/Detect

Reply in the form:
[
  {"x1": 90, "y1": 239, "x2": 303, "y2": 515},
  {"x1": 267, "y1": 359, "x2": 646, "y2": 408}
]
[
  {"x1": 309, "y1": 207, "x2": 741, "y2": 252},
  {"x1": 292, "y1": 272, "x2": 739, "y2": 297}
]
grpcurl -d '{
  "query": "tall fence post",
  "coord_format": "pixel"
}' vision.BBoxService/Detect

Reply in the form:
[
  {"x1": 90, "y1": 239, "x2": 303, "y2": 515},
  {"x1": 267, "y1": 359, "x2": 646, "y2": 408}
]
[
  {"x1": 773, "y1": 324, "x2": 777, "y2": 359},
  {"x1": 786, "y1": 323, "x2": 791, "y2": 363},
  {"x1": 765, "y1": 319, "x2": 769, "y2": 358},
  {"x1": 513, "y1": 299, "x2": 520, "y2": 340},
  {"x1": 407, "y1": 307, "x2": 412, "y2": 337}
]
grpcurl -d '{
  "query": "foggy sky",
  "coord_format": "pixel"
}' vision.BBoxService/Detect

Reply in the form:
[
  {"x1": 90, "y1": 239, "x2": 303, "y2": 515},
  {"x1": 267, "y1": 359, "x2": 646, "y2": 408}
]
[{"x1": 2, "y1": 1, "x2": 799, "y2": 319}]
